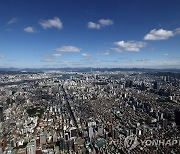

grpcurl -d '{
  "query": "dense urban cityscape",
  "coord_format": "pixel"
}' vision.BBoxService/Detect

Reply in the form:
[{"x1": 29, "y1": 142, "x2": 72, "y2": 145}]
[
  {"x1": 1, "y1": 0, "x2": 180, "y2": 153},
  {"x1": 0, "y1": 69, "x2": 180, "y2": 153}
]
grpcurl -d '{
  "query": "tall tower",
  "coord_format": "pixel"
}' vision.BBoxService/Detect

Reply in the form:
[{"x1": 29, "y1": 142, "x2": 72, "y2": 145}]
[{"x1": 0, "y1": 105, "x2": 3, "y2": 122}]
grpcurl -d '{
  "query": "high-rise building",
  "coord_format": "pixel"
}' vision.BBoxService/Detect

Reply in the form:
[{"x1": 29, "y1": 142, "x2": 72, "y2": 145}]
[
  {"x1": 53, "y1": 132, "x2": 58, "y2": 142},
  {"x1": 69, "y1": 127, "x2": 77, "y2": 139},
  {"x1": 175, "y1": 110, "x2": 180, "y2": 130},
  {"x1": 40, "y1": 132, "x2": 46, "y2": 145},
  {"x1": 73, "y1": 142, "x2": 78, "y2": 153},
  {"x1": 125, "y1": 80, "x2": 133, "y2": 88},
  {"x1": 0, "y1": 147, "x2": 3, "y2": 154},
  {"x1": 59, "y1": 138, "x2": 65, "y2": 150},
  {"x1": 153, "y1": 81, "x2": 159, "y2": 90},
  {"x1": 88, "y1": 127, "x2": 94, "y2": 142},
  {"x1": 0, "y1": 105, "x2": 3, "y2": 122},
  {"x1": 26, "y1": 140, "x2": 36, "y2": 154}
]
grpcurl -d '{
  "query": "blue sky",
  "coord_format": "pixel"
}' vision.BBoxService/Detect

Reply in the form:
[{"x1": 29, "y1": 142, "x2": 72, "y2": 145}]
[{"x1": 0, "y1": 0, "x2": 180, "y2": 68}]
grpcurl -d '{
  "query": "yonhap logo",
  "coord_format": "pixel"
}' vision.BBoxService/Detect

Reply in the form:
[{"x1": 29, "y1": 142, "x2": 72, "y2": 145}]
[
  {"x1": 124, "y1": 135, "x2": 139, "y2": 150},
  {"x1": 124, "y1": 135, "x2": 180, "y2": 151}
]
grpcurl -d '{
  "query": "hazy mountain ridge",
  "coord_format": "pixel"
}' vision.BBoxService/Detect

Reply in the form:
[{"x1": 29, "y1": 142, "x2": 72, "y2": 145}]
[{"x1": 0, "y1": 67, "x2": 180, "y2": 74}]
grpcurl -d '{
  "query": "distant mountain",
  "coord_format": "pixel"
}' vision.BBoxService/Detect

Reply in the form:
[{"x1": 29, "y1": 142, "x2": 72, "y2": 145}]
[
  {"x1": 148, "y1": 72, "x2": 180, "y2": 79},
  {"x1": 0, "y1": 67, "x2": 20, "y2": 71},
  {"x1": 0, "y1": 67, "x2": 180, "y2": 73}
]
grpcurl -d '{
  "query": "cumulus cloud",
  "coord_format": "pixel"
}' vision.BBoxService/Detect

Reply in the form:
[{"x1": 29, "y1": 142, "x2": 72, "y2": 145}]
[
  {"x1": 55, "y1": 46, "x2": 80, "y2": 52},
  {"x1": 23, "y1": 27, "x2": 37, "y2": 33},
  {"x1": 7, "y1": 18, "x2": 17, "y2": 24},
  {"x1": 144, "y1": 29, "x2": 174, "y2": 40},
  {"x1": 87, "y1": 22, "x2": 100, "y2": 29},
  {"x1": 114, "y1": 41, "x2": 147, "y2": 52},
  {"x1": 99, "y1": 19, "x2": 113, "y2": 26},
  {"x1": 52, "y1": 53, "x2": 61, "y2": 58},
  {"x1": 144, "y1": 28, "x2": 180, "y2": 40},
  {"x1": 98, "y1": 52, "x2": 110, "y2": 56},
  {"x1": 101, "y1": 52, "x2": 110, "y2": 56},
  {"x1": 39, "y1": 17, "x2": 63, "y2": 29},
  {"x1": 111, "y1": 48, "x2": 122, "y2": 53},
  {"x1": 41, "y1": 58, "x2": 53, "y2": 62},
  {"x1": 87, "y1": 19, "x2": 113, "y2": 29},
  {"x1": 41, "y1": 53, "x2": 61, "y2": 63},
  {"x1": 174, "y1": 28, "x2": 180, "y2": 35},
  {"x1": 81, "y1": 53, "x2": 91, "y2": 57}
]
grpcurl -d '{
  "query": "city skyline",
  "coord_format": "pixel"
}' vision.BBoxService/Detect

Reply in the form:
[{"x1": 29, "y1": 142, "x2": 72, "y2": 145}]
[{"x1": 0, "y1": 0, "x2": 180, "y2": 68}]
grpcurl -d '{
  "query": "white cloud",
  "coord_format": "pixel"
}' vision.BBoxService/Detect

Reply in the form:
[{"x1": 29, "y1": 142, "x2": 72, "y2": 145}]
[
  {"x1": 163, "y1": 53, "x2": 168, "y2": 56},
  {"x1": 98, "y1": 52, "x2": 110, "y2": 56},
  {"x1": 55, "y1": 46, "x2": 80, "y2": 52},
  {"x1": 87, "y1": 22, "x2": 100, "y2": 29},
  {"x1": 7, "y1": 18, "x2": 17, "y2": 24},
  {"x1": 23, "y1": 27, "x2": 37, "y2": 33},
  {"x1": 41, "y1": 58, "x2": 53, "y2": 62},
  {"x1": 41, "y1": 53, "x2": 61, "y2": 63},
  {"x1": 39, "y1": 17, "x2": 63, "y2": 29},
  {"x1": 174, "y1": 28, "x2": 180, "y2": 35},
  {"x1": 111, "y1": 48, "x2": 122, "y2": 53},
  {"x1": 81, "y1": 53, "x2": 91, "y2": 57},
  {"x1": 99, "y1": 19, "x2": 113, "y2": 26},
  {"x1": 87, "y1": 19, "x2": 113, "y2": 29},
  {"x1": 144, "y1": 28, "x2": 176, "y2": 40},
  {"x1": 52, "y1": 53, "x2": 61, "y2": 58},
  {"x1": 114, "y1": 41, "x2": 147, "y2": 52},
  {"x1": 0, "y1": 55, "x2": 4, "y2": 58},
  {"x1": 102, "y1": 52, "x2": 110, "y2": 56},
  {"x1": 136, "y1": 59, "x2": 149, "y2": 62}
]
